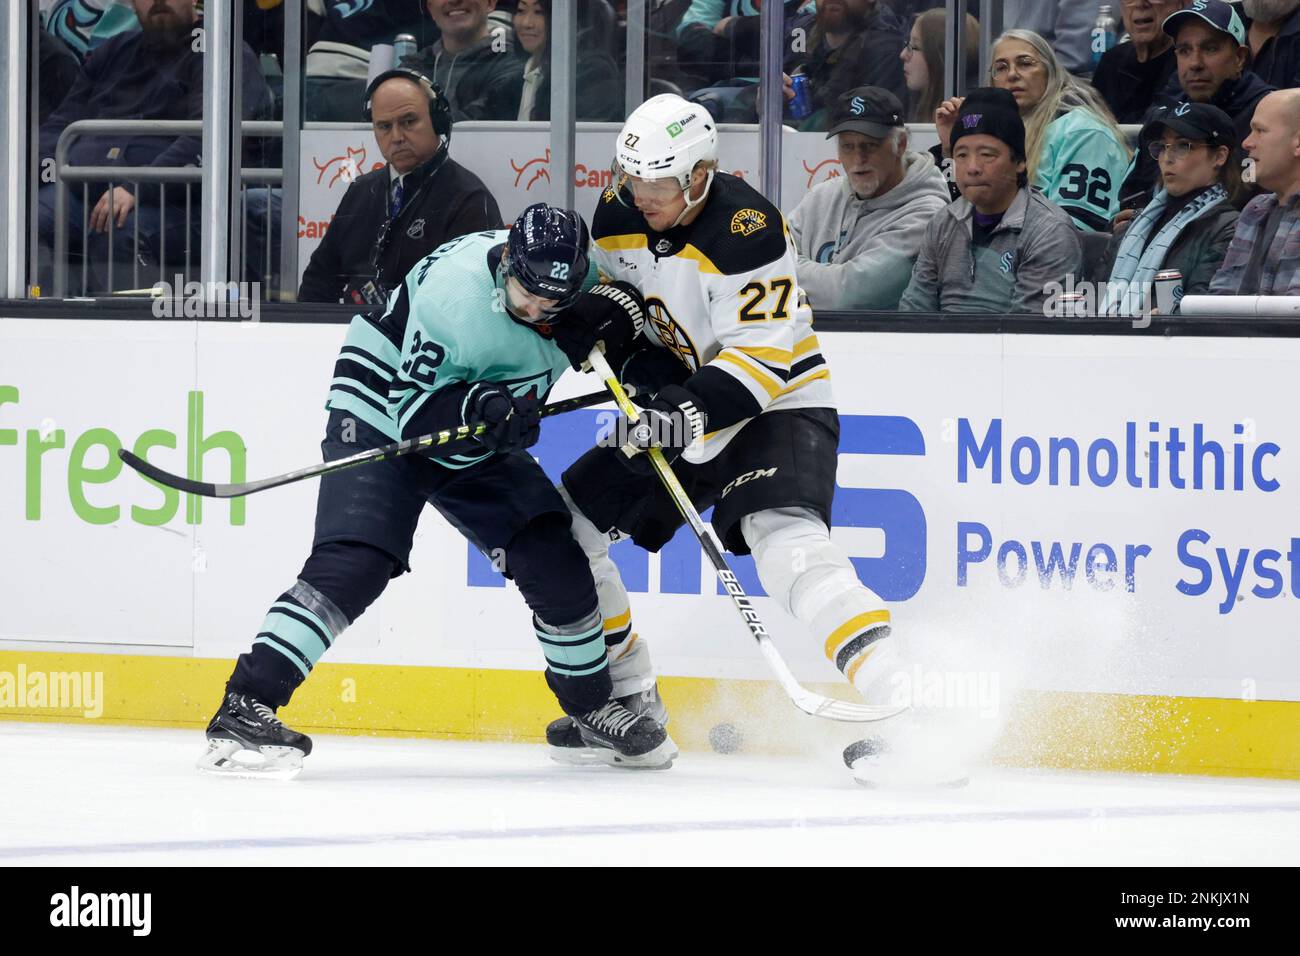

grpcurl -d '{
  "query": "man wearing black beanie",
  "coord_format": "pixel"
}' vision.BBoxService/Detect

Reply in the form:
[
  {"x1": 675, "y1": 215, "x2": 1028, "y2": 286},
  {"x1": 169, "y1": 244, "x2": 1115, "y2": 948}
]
[{"x1": 900, "y1": 87, "x2": 1081, "y2": 314}]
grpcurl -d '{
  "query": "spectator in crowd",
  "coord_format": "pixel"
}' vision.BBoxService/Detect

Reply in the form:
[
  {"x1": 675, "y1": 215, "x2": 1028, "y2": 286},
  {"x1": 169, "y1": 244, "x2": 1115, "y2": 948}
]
[
  {"x1": 39, "y1": 28, "x2": 81, "y2": 117},
  {"x1": 514, "y1": 0, "x2": 622, "y2": 121},
  {"x1": 788, "y1": 87, "x2": 951, "y2": 310},
  {"x1": 1122, "y1": 0, "x2": 1275, "y2": 208},
  {"x1": 308, "y1": 0, "x2": 432, "y2": 50},
  {"x1": 1210, "y1": 88, "x2": 1300, "y2": 295},
  {"x1": 1242, "y1": 0, "x2": 1300, "y2": 90},
  {"x1": 790, "y1": 0, "x2": 909, "y2": 127},
  {"x1": 1093, "y1": 0, "x2": 1186, "y2": 124},
  {"x1": 1001, "y1": 0, "x2": 1104, "y2": 77},
  {"x1": 37, "y1": 0, "x2": 272, "y2": 294},
  {"x1": 900, "y1": 88, "x2": 1082, "y2": 314},
  {"x1": 1097, "y1": 102, "x2": 1241, "y2": 315},
  {"x1": 901, "y1": 8, "x2": 980, "y2": 123},
  {"x1": 675, "y1": 0, "x2": 766, "y2": 38},
  {"x1": 935, "y1": 30, "x2": 1131, "y2": 232},
  {"x1": 676, "y1": 1, "x2": 812, "y2": 94},
  {"x1": 677, "y1": 2, "x2": 816, "y2": 121},
  {"x1": 298, "y1": 69, "x2": 503, "y2": 304},
  {"x1": 403, "y1": 0, "x2": 524, "y2": 121}
]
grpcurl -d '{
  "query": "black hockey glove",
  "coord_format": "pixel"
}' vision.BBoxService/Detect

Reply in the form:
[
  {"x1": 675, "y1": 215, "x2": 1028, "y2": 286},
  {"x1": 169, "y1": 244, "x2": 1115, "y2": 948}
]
[
  {"x1": 550, "y1": 281, "x2": 646, "y2": 372},
  {"x1": 621, "y1": 344, "x2": 691, "y2": 406},
  {"x1": 463, "y1": 382, "x2": 541, "y2": 454},
  {"x1": 616, "y1": 384, "x2": 707, "y2": 475}
]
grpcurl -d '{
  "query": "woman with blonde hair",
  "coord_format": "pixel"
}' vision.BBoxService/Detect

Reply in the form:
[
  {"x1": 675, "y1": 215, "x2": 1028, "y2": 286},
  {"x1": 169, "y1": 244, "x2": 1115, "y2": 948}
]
[{"x1": 937, "y1": 29, "x2": 1131, "y2": 231}]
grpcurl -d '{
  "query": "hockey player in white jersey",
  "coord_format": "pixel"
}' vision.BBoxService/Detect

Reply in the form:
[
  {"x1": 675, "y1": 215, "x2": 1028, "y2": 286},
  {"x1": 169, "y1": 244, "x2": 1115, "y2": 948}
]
[{"x1": 547, "y1": 94, "x2": 899, "y2": 765}]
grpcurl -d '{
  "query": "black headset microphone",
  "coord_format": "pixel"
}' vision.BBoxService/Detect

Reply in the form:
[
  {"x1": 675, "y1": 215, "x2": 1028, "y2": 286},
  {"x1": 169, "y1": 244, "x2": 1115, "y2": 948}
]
[
  {"x1": 362, "y1": 67, "x2": 452, "y2": 143},
  {"x1": 353, "y1": 69, "x2": 453, "y2": 306}
]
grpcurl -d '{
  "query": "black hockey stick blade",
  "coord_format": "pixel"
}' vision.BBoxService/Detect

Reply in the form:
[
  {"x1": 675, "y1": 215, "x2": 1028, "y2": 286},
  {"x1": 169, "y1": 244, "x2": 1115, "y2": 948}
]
[{"x1": 118, "y1": 388, "x2": 616, "y2": 499}]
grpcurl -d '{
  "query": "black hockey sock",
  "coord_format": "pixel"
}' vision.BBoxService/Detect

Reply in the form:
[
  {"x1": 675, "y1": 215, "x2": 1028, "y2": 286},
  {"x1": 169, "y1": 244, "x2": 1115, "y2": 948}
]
[
  {"x1": 226, "y1": 542, "x2": 397, "y2": 708},
  {"x1": 507, "y1": 515, "x2": 611, "y2": 714}
]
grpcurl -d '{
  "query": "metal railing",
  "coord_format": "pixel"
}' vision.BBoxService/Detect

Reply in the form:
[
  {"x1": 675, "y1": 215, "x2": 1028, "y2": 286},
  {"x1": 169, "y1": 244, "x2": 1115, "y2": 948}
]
[{"x1": 52, "y1": 119, "x2": 282, "y2": 298}]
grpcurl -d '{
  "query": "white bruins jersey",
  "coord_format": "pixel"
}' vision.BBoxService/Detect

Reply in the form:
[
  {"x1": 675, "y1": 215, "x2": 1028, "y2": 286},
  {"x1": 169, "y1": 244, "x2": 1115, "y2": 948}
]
[{"x1": 592, "y1": 172, "x2": 834, "y2": 462}]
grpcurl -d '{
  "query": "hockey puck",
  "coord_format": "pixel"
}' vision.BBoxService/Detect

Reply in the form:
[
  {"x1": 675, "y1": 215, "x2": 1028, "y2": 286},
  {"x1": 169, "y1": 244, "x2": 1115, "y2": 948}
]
[
  {"x1": 708, "y1": 722, "x2": 742, "y2": 754},
  {"x1": 842, "y1": 736, "x2": 886, "y2": 768}
]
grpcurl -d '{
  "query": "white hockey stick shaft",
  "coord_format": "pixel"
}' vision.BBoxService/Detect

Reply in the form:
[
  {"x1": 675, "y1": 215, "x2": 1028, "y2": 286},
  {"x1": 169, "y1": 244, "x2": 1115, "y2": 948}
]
[{"x1": 587, "y1": 348, "x2": 905, "y2": 723}]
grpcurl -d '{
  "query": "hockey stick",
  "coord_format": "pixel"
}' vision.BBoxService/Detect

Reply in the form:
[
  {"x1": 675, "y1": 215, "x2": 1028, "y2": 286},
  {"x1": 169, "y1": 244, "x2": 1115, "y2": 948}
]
[
  {"x1": 117, "y1": 388, "x2": 617, "y2": 500},
  {"x1": 588, "y1": 348, "x2": 905, "y2": 724}
]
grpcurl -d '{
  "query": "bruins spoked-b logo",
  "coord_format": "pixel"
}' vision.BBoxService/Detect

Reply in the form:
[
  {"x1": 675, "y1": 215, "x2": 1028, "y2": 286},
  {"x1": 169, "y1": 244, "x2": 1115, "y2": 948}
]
[
  {"x1": 646, "y1": 297, "x2": 701, "y2": 372},
  {"x1": 730, "y1": 208, "x2": 768, "y2": 237}
]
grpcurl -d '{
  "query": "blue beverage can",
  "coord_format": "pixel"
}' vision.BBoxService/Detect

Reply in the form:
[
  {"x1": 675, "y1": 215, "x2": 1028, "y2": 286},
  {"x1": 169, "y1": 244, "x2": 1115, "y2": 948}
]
[{"x1": 789, "y1": 74, "x2": 812, "y2": 120}]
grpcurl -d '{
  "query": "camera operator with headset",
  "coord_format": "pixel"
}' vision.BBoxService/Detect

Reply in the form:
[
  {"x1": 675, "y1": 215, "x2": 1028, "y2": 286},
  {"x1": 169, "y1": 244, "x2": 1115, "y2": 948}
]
[{"x1": 298, "y1": 67, "x2": 503, "y2": 304}]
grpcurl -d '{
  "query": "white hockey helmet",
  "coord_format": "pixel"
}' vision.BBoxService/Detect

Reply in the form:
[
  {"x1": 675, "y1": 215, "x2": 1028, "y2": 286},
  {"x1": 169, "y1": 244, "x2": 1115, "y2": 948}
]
[{"x1": 615, "y1": 94, "x2": 718, "y2": 192}]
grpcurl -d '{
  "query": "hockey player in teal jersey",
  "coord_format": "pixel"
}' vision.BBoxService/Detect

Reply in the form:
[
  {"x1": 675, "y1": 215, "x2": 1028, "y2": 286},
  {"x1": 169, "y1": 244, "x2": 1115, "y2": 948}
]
[{"x1": 199, "y1": 203, "x2": 673, "y2": 777}]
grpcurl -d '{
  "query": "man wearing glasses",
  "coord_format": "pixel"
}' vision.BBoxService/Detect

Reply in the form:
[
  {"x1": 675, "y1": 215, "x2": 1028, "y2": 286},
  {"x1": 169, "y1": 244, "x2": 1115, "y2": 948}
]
[{"x1": 1094, "y1": 1, "x2": 1188, "y2": 124}]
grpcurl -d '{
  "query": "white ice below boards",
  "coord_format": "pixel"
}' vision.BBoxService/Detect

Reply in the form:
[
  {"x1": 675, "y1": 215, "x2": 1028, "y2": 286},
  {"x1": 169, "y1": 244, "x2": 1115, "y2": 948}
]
[{"x1": 3, "y1": 722, "x2": 1299, "y2": 866}]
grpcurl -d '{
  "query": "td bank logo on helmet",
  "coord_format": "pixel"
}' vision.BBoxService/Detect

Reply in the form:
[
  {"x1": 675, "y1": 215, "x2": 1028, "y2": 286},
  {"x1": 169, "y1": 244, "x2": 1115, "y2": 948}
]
[
  {"x1": 666, "y1": 113, "x2": 699, "y2": 138},
  {"x1": 466, "y1": 413, "x2": 928, "y2": 603}
]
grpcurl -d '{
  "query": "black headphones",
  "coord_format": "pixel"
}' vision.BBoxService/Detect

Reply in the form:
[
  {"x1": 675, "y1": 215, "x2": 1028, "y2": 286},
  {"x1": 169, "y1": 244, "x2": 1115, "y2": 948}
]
[{"x1": 363, "y1": 67, "x2": 452, "y2": 140}]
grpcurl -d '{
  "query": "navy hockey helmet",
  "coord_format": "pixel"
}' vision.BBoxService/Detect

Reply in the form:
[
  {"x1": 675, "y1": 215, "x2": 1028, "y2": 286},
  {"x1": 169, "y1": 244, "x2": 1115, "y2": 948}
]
[{"x1": 503, "y1": 203, "x2": 590, "y2": 312}]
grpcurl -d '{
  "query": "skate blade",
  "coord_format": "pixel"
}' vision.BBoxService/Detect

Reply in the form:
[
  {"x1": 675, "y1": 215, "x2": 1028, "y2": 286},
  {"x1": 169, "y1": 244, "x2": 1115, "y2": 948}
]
[
  {"x1": 197, "y1": 738, "x2": 305, "y2": 781},
  {"x1": 590, "y1": 735, "x2": 678, "y2": 770},
  {"x1": 547, "y1": 743, "x2": 605, "y2": 766}
]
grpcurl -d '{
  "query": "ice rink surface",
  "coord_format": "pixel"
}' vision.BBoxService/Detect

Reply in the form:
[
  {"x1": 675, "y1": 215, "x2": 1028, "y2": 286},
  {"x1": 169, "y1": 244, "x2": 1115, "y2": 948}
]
[{"x1": 4, "y1": 721, "x2": 1299, "y2": 866}]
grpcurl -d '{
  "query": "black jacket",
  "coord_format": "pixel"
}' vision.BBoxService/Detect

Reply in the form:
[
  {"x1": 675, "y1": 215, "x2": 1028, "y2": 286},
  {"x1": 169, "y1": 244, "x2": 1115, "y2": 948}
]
[
  {"x1": 790, "y1": 4, "x2": 908, "y2": 127},
  {"x1": 298, "y1": 151, "x2": 503, "y2": 303},
  {"x1": 1243, "y1": 5, "x2": 1300, "y2": 91},
  {"x1": 1121, "y1": 70, "x2": 1275, "y2": 208},
  {"x1": 39, "y1": 30, "x2": 80, "y2": 118},
  {"x1": 38, "y1": 21, "x2": 272, "y2": 195},
  {"x1": 1099, "y1": 193, "x2": 1241, "y2": 303},
  {"x1": 1093, "y1": 41, "x2": 1178, "y2": 125}
]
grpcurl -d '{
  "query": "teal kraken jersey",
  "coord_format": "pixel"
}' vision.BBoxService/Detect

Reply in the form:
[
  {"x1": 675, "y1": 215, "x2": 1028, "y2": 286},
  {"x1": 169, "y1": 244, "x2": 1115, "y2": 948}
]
[
  {"x1": 1034, "y1": 109, "x2": 1132, "y2": 233},
  {"x1": 324, "y1": 229, "x2": 590, "y2": 468}
]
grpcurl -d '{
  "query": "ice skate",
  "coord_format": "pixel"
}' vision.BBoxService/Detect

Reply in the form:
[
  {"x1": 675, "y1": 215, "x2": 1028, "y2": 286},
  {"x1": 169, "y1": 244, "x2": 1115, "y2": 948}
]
[
  {"x1": 547, "y1": 683, "x2": 668, "y2": 765},
  {"x1": 560, "y1": 698, "x2": 676, "y2": 769},
  {"x1": 198, "y1": 691, "x2": 313, "y2": 780}
]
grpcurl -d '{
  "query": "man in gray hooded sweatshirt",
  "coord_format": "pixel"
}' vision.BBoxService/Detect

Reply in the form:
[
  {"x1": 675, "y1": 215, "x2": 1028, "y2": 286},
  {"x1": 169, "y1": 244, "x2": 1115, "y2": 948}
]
[
  {"x1": 404, "y1": 0, "x2": 523, "y2": 121},
  {"x1": 788, "y1": 87, "x2": 951, "y2": 311}
]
